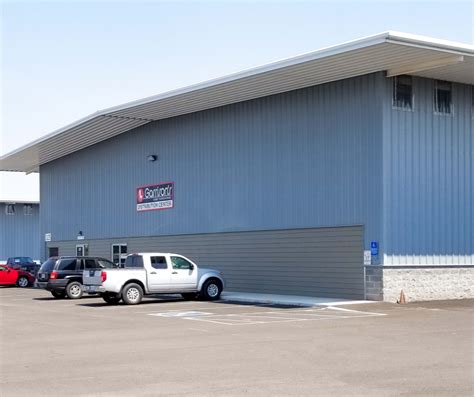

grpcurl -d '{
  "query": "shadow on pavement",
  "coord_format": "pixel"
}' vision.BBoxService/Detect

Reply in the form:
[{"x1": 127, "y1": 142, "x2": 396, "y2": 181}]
[
  {"x1": 77, "y1": 296, "x2": 185, "y2": 307},
  {"x1": 216, "y1": 300, "x2": 304, "y2": 309},
  {"x1": 33, "y1": 295, "x2": 98, "y2": 301}
]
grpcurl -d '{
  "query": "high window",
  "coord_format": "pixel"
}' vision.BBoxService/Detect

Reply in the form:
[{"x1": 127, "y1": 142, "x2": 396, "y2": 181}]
[
  {"x1": 434, "y1": 80, "x2": 452, "y2": 114},
  {"x1": 392, "y1": 75, "x2": 413, "y2": 110},
  {"x1": 23, "y1": 204, "x2": 33, "y2": 215},
  {"x1": 5, "y1": 204, "x2": 15, "y2": 215}
]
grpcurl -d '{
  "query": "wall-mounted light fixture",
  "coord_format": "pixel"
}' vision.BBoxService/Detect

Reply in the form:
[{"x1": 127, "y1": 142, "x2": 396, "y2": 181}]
[{"x1": 147, "y1": 155, "x2": 158, "y2": 162}]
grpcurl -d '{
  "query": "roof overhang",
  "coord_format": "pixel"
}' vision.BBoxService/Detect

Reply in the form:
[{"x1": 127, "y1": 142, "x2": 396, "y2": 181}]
[
  {"x1": 0, "y1": 200, "x2": 39, "y2": 204},
  {"x1": 1, "y1": 31, "x2": 473, "y2": 173}
]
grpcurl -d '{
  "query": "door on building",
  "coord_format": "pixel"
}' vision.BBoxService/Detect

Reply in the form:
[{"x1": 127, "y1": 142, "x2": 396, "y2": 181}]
[
  {"x1": 112, "y1": 244, "x2": 127, "y2": 267},
  {"x1": 48, "y1": 247, "x2": 59, "y2": 257},
  {"x1": 76, "y1": 244, "x2": 89, "y2": 257},
  {"x1": 169, "y1": 255, "x2": 198, "y2": 289}
]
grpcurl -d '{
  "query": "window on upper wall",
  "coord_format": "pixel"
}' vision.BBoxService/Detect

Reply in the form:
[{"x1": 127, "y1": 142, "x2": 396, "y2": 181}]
[
  {"x1": 434, "y1": 80, "x2": 452, "y2": 115},
  {"x1": 23, "y1": 204, "x2": 33, "y2": 215},
  {"x1": 5, "y1": 204, "x2": 15, "y2": 215},
  {"x1": 392, "y1": 75, "x2": 413, "y2": 110}
]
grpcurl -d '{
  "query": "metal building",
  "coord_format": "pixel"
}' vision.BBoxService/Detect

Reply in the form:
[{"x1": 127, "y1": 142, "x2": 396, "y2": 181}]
[
  {"x1": 0, "y1": 201, "x2": 40, "y2": 262},
  {"x1": 1, "y1": 32, "x2": 472, "y2": 301}
]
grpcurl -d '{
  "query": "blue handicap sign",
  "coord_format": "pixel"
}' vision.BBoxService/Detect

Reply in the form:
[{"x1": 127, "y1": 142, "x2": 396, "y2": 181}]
[
  {"x1": 370, "y1": 241, "x2": 378, "y2": 256},
  {"x1": 370, "y1": 241, "x2": 379, "y2": 256}
]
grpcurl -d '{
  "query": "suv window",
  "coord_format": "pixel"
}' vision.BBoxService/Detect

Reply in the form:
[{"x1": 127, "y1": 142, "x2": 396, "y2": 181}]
[
  {"x1": 16, "y1": 257, "x2": 34, "y2": 263},
  {"x1": 39, "y1": 258, "x2": 57, "y2": 273},
  {"x1": 171, "y1": 256, "x2": 193, "y2": 270},
  {"x1": 150, "y1": 256, "x2": 167, "y2": 269},
  {"x1": 84, "y1": 259, "x2": 97, "y2": 269},
  {"x1": 125, "y1": 255, "x2": 144, "y2": 268},
  {"x1": 97, "y1": 259, "x2": 115, "y2": 269},
  {"x1": 58, "y1": 259, "x2": 77, "y2": 271}
]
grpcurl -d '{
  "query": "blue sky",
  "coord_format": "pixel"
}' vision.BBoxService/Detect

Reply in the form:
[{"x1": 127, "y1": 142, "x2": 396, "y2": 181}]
[{"x1": 0, "y1": 0, "x2": 473, "y2": 198}]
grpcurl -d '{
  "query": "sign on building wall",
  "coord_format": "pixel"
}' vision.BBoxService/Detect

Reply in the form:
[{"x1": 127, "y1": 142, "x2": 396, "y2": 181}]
[
  {"x1": 364, "y1": 250, "x2": 371, "y2": 265},
  {"x1": 44, "y1": 233, "x2": 52, "y2": 242},
  {"x1": 136, "y1": 182, "x2": 174, "y2": 212}
]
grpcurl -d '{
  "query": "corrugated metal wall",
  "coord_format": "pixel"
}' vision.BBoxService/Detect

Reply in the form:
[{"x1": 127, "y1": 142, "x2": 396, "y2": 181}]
[
  {"x1": 46, "y1": 225, "x2": 364, "y2": 299},
  {"x1": 40, "y1": 73, "x2": 384, "y2": 251},
  {"x1": 383, "y1": 77, "x2": 473, "y2": 265},
  {"x1": 38, "y1": 72, "x2": 472, "y2": 269},
  {"x1": 0, "y1": 203, "x2": 40, "y2": 260}
]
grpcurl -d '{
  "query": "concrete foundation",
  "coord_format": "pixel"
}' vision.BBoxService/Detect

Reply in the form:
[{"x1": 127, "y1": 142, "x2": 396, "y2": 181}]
[{"x1": 365, "y1": 265, "x2": 474, "y2": 302}]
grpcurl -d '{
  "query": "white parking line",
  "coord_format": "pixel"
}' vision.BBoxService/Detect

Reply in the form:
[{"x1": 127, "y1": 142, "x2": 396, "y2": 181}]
[
  {"x1": 146, "y1": 306, "x2": 386, "y2": 326},
  {"x1": 149, "y1": 311, "x2": 213, "y2": 317}
]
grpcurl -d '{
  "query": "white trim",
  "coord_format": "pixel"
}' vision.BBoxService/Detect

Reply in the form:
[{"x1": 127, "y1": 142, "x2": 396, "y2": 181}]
[
  {"x1": 386, "y1": 55, "x2": 464, "y2": 77},
  {"x1": 384, "y1": 254, "x2": 474, "y2": 266},
  {"x1": 385, "y1": 31, "x2": 474, "y2": 54},
  {"x1": 0, "y1": 200, "x2": 39, "y2": 204}
]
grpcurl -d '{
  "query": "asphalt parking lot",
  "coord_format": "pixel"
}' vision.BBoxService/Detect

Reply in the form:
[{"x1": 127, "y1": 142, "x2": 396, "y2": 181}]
[{"x1": 0, "y1": 288, "x2": 473, "y2": 396}]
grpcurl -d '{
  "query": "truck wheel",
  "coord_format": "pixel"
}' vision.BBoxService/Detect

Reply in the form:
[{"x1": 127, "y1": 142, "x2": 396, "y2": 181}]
[
  {"x1": 202, "y1": 279, "x2": 222, "y2": 300},
  {"x1": 51, "y1": 290, "x2": 66, "y2": 299},
  {"x1": 181, "y1": 293, "x2": 198, "y2": 300},
  {"x1": 122, "y1": 283, "x2": 143, "y2": 305},
  {"x1": 17, "y1": 276, "x2": 29, "y2": 288},
  {"x1": 102, "y1": 293, "x2": 121, "y2": 305},
  {"x1": 66, "y1": 281, "x2": 84, "y2": 299}
]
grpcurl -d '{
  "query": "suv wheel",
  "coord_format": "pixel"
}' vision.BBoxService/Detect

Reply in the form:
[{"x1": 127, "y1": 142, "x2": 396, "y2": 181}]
[
  {"x1": 122, "y1": 283, "x2": 143, "y2": 305},
  {"x1": 17, "y1": 276, "x2": 29, "y2": 288},
  {"x1": 102, "y1": 293, "x2": 121, "y2": 305},
  {"x1": 66, "y1": 281, "x2": 83, "y2": 299},
  {"x1": 201, "y1": 279, "x2": 222, "y2": 300}
]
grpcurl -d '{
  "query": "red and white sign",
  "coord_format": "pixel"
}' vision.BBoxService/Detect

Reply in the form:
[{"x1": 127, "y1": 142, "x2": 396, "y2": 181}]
[{"x1": 136, "y1": 182, "x2": 174, "y2": 212}]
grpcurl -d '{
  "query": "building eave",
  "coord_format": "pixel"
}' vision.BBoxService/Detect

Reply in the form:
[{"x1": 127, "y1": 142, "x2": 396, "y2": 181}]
[{"x1": 1, "y1": 31, "x2": 473, "y2": 173}]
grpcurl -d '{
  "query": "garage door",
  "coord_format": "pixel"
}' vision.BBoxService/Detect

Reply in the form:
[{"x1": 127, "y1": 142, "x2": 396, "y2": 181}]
[{"x1": 129, "y1": 225, "x2": 365, "y2": 299}]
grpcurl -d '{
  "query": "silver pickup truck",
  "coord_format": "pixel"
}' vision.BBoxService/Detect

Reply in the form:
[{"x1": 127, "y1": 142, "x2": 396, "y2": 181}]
[{"x1": 82, "y1": 253, "x2": 225, "y2": 305}]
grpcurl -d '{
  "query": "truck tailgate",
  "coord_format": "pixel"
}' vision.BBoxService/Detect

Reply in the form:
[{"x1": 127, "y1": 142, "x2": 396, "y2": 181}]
[{"x1": 83, "y1": 269, "x2": 103, "y2": 286}]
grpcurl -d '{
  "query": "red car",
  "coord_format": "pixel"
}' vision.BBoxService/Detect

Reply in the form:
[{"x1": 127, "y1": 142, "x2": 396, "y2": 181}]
[{"x1": 0, "y1": 264, "x2": 35, "y2": 288}]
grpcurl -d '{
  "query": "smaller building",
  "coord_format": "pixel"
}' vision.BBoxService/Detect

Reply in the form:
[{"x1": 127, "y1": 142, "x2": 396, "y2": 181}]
[{"x1": 0, "y1": 201, "x2": 40, "y2": 263}]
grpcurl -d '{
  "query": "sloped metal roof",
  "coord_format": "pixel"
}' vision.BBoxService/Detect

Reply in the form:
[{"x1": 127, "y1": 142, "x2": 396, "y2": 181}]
[{"x1": 1, "y1": 31, "x2": 473, "y2": 173}]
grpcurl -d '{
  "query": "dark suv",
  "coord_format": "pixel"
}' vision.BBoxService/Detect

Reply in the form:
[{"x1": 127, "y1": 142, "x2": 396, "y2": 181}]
[{"x1": 36, "y1": 256, "x2": 116, "y2": 299}]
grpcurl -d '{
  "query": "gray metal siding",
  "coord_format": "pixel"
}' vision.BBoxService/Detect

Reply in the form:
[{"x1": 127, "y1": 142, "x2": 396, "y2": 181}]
[
  {"x1": 382, "y1": 77, "x2": 473, "y2": 265},
  {"x1": 0, "y1": 203, "x2": 40, "y2": 260},
  {"x1": 47, "y1": 225, "x2": 364, "y2": 299},
  {"x1": 40, "y1": 73, "x2": 384, "y2": 254}
]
